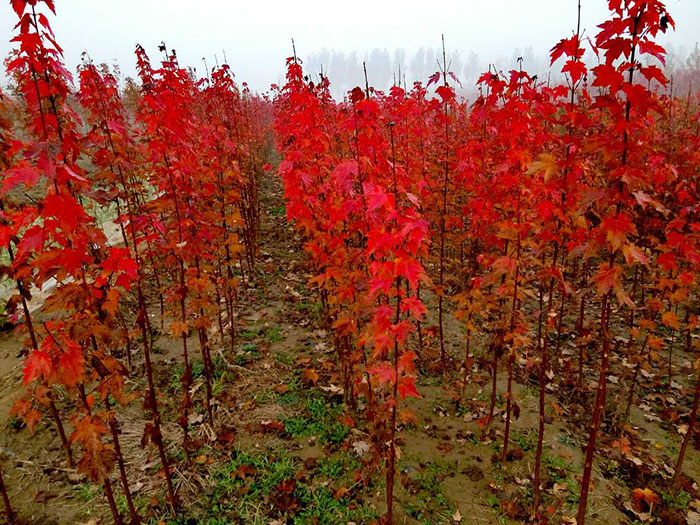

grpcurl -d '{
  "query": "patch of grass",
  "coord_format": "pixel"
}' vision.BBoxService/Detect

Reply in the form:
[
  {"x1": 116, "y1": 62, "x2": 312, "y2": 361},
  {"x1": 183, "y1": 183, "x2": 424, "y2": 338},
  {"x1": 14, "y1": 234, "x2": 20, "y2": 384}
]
[
  {"x1": 206, "y1": 450, "x2": 298, "y2": 522},
  {"x1": 270, "y1": 205, "x2": 286, "y2": 216},
  {"x1": 544, "y1": 453, "x2": 577, "y2": 483},
  {"x1": 189, "y1": 449, "x2": 375, "y2": 524},
  {"x1": 168, "y1": 357, "x2": 226, "y2": 393},
  {"x1": 486, "y1": 495, "x2": 499, "y2": 508},
  {"x1": 282, "y1": 393, "x2": 349, "y2": 445},
  {"x1": 522, "y1": 385, "x2": 539, "y2": 399},
  {"x1": 402, "y1": 461, "x2": 455, "y2": 524},
  {"x1": 75, "y1": 483, "x2": 101, "y2": 502},
  {"x1": 421, "y1": 375, "x2": 443, "y2": 387},
  {"x1": 512, "y1": 429, "x2": 538, "y2": 452},
  {"x1": 234, "y1": 343, "x2": 261, "y2": 365},
  {"x1": 557, "y1": 433, "x2": 578, "y2": 448},
  {"x1": 265, "y1": 325, "x2": 283, "y2": 343},
  {"x1": 274, "y1": 351, "x2": 294, "y2": 366},
  {"x1": 275, "y1": 376, "x2": 303, "y2": 406},
  {"x1": 278, "y1": 392, "x2": 301, "y2": 406},
  {"x1": 316, "y1": 453, "x2": 360, "y2": 480},
  {"x1": 565, "y1": 477, "x2": 580, "y2": 506},
  {"x1": 8, "y1": 415, "x2": 23, "y2": 431},
  {"x1": 294, "y1": 484, "x2": 378, "y2": 524},
  {"x1": 295, "y1": 301, "x2": 323, "y2": 318},
  {"x1": 663, "y1": 490, "x2": 692, "y2": 510},
  {"x1": 241, "y1": 328, "x2": 259, "y2": 340}
]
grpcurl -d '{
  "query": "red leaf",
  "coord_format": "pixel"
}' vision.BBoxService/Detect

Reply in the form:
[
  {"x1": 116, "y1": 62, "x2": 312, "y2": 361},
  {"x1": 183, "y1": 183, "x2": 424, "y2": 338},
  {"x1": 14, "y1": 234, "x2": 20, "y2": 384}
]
[
  {"x1": 562, "y1": 59, "x2": 587, "y2": 84},
  {"x1": 397, "y1": 376, "x2": 420, "y2": 399},
  {"x1": 397, "y1": 351, "x2": 418, "y2": 375},
  {"x1": 24, "y1": 350, "x2": 52, "y2": 384},
  {"x1": 400, "y1": 296, "x2": 427, "y2": 319},
  {"x1": 11, "y1": 0, "x2": 26, "y2": 17},
  {"x1": 1, "y1": 166, "x2": 40, "y2": 193},
  {"x1": 367, "y1": 362, "x2": 395, "y2": 385}
]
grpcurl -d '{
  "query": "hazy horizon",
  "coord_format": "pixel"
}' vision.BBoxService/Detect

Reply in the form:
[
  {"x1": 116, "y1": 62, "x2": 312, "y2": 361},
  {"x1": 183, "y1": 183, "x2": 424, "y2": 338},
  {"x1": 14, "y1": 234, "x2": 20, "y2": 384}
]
[{"x1": 1, "y1": 0, "x2": 698, "y2": 96}]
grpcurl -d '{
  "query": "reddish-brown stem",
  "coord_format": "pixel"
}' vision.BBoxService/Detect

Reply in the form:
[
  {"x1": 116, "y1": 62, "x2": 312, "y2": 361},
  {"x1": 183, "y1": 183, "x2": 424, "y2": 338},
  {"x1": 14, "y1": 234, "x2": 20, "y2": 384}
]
[
  {"x1": 672, "y1": 307, "x2": 696, "y2": 487},
  {"x1": 104, "y1": 397, "x2": 140, "y2": 524},
  {"x1": 577, "y1": 294, "x2": 611, "y2": 525},
  {"x1": 0, "y1": 465, "x2": 15, "y2": 524}
]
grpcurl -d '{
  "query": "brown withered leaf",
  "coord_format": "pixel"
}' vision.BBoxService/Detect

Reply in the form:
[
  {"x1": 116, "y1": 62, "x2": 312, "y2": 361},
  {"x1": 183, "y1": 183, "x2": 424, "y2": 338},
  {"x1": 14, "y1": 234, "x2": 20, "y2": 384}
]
[
  {"x1": 233, "y1": 464, "x2": 257, "y2": 481},
  {"x1": 301, "y1": 368, "x2": 319, "y2": 385}
]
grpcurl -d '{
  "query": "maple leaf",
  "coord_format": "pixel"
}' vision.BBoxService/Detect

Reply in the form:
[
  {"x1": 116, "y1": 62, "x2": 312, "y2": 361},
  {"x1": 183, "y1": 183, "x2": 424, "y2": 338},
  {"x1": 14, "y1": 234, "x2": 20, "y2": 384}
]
[
  {"x1": 57, "y1": 339, "x2": 84, "y2": 388},
  {"x1": 399, "y1": 408, "x2": 418, "y2": 425},
  {"x1": 24, "y1": 408, "x2": 42, "y2": 433},
  {"x1": 632, "y1": 487, "x2": 660, "y2": 507},
  {"x1": 595, "y1": 264, "x2": 622, "y2": 297},
  {"x1": 612, "y1": 436, "x2": 633, "y2": 457},
  {"x1": 103, "y1": 288, "x2": 120, "y2": 317},
  {"x1": 661, "y1": 311, "x2": 680, "y2": 331},
  {"x1": 394, "y1": 258, "x2": 423, "y2": 288},
  {"x1": 550, "y1": 36, "x2": 583, "y2": 64},
  {"x1": 397, "y1": 351, "x2": 418, "y2": 375},
  {"x1": 41, "y1": 193, "x2": 88, "y2": 232},
  {"x1": 367, "y1": 362, "x2": 396, "y2": 385},
  {"x1": 562, "y1": 59, "x2": 587, "y2": 84},
  {"x1": 234, "y1": 464, "x2": 257, "y2": 480},
  {"x1": 592, "y1": 63, "x2": 624, "y2": 92},
  {"x1": 1, "y1": 166, "x2": 41, "y2": 193},
  {"x1": 427, "y1": 72, "x2": 441, "y2": 86},
  {"x1": 622, "y1": 244, "x2": 649, "y2": 266},
  {"x1": 12, "y1": 399, "x2": 42, "y2": 432},
  {"x1": 638, "y1": 39, "x2": 666, "y2": 65},
  {"x1": 333, "y1": 486, "x2": 350, "y2": 500},
  {"x1": 528, "y1": 153, "x2": 559, "y2": 181},
  {"x1": 169, "y1": 321, "x2": 189, "y2": 337},
  {"x1": 353, "y1": 440, "x2": 370, "y2": 456},
  {"x1": 397, "y1": 376, "x2": 420, "y2": 399},
  {"x1": 601, "y1": 213, "x2": 635, "y2": 252},
  {"x1": 71, "y1": 415, "x2": 109, "y2": 450},
  {"x1": 657, "y1": 252, "x2": 676, "y2": 271},
  {"x1": 77, "y1": 445, "x2": 116, "y2": 482},
  {"x1": 301, "y1": 368, "x2": 319, "y2": 385},
  {"x1": 23, "y1": 350, "x2": 52, "y2": 384},
  {"x1": 401, "y1": 296, "x2": 427, "y2": 319},
  {"x1": 15, "y1": 225, "x2": 45, "y2": 263},
  {"x1": 364, "y1": 186, "x2": 388, "y2": 213},
  {"x1": 10, "y1": 0, "x2": 26, "y2": 17},
  {"x1": 260, "y1": 419, "x2": 285, "y2": 435},
  {"x1": 639, "y1": 65, "x2": 667, "y2": 86}
]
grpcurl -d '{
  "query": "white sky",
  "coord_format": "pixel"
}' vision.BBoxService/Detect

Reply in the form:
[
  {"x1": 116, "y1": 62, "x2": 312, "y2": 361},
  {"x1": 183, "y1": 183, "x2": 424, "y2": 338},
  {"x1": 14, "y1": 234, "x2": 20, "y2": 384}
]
[{"x1": 1, "y1": 0, "x2": 698, "y2": 94}]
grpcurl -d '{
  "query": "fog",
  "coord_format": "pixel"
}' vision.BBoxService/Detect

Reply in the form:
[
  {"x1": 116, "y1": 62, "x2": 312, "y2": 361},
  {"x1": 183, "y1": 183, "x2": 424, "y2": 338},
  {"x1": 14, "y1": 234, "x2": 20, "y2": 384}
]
[{"x1": 1, "y1": 0, "x2": 698, "y2": 98}]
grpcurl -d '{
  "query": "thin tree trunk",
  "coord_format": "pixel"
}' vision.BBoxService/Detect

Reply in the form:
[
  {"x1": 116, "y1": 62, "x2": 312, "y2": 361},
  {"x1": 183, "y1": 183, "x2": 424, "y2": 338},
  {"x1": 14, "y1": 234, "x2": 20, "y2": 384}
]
[
  {"x1": 577, "y1": 295, "x2": 611, "y2": 525},
  {"x1": 0, "y1": 465, "x2": 15, "y2": 524}
]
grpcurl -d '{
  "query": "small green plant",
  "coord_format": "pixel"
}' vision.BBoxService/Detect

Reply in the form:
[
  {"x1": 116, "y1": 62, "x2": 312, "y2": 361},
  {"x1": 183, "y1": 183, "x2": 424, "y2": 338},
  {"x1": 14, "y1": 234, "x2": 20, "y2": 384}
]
[
  {"x1": 265, "y1": 325, "x2": 283, "y2": 343},
  {"x1": 274, "y1": 351, "x2": 294, "y2": 366},
  {"x1": 512, "y1": 429, "x2": 538, "y2": 452},
  {"x1": 557, "y1": 433, "x2": 578, "y2": 447},
  {"x1": 75, "y1": 483, "x2": 100, "y2": 502},
  {"x1": 402, "y1": 461, "x2": 455, "y2": 524},
  {"x1": 662, "y1": 490, "x2": 692, "y2": 510},
  {"x1": 282, "y1": 393, "x2": 348, "y2": 445},
  {"x1": 234, "y1": 343, "x2": 261, "y2": 365},
  {"x1": 241, "y1": 328, "x2": 258, "y2": 340},
  {"x1": 544, "y1": 453, "x2": 575, "y2": 483}
]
